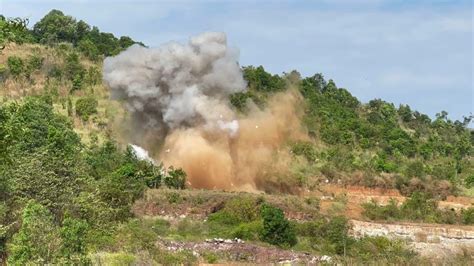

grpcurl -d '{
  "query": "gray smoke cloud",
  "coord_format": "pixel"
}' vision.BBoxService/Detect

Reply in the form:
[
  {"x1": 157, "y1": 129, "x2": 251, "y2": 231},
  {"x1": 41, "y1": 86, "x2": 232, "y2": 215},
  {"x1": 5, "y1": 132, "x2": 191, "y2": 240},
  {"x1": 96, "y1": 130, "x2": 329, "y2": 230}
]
[{"x1": 103, "y1": 32, "x2": 247, "y2": 137}]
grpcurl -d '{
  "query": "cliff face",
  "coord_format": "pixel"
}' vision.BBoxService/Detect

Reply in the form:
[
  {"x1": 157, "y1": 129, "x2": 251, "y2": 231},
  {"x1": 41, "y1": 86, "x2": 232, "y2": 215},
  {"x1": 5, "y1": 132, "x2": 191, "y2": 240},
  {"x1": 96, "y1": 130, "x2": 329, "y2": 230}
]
[{"x1": 351, "y1": 220, "x2": 474, "y2": 258}]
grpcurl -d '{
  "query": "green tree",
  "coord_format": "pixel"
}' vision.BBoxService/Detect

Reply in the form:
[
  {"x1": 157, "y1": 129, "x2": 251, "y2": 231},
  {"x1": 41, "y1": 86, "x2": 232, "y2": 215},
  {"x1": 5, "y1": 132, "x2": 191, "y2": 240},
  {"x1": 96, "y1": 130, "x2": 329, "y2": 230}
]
[
  {"x1": 3, "y1": 97, "x2": 83, "y2": 215},
  {"x1": 60, "y1": 216, "x2": 89, "y2": 258},
  {"x1": 33, "y1": 9, "x2": 77, "y2": 44},
  {"x1": 0, "y1": 16, "x2": 32, "y2": 50},
  {"x1": 243, "y1": 65, "x2": 285, "y2": 92},
  {"x1": 75, "y1": 96, "x2": 98, "y2": 121},
  {"x1": 78, "y1": 38, "x2": 99, "y2": 60},
  {"x1": 259, "y1": 204, "x2": 297, "y2": 247},
  {"x1": 461, "y1": 208, "x2": 474, "y2": 225},
  {"x1": 64, "y1": 52, "x2": 85, "y2": 87},
  {"x1": 326, "y1": 216, "x2": 351, "y2": 255},
  {"x1": 164, "y1": 167, "x2": 187, "y2": 189},
  {"x1": 398, "y1": 104, "x2": 413, "y2": 123},
  {"x1": 7, "y1": 201, "x2": 61, "y2": 264},
  {"x1": 7, "y1": 56, "x2": 24, "y2": 78}
]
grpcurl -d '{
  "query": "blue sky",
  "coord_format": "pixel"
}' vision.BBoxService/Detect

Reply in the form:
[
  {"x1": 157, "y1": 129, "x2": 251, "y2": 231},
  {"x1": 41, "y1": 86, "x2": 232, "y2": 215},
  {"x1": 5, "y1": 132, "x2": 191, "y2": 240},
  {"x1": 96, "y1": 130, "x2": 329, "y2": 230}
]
[{"x1": 1, "y1": 0, "x2": 472, "y2": 121}]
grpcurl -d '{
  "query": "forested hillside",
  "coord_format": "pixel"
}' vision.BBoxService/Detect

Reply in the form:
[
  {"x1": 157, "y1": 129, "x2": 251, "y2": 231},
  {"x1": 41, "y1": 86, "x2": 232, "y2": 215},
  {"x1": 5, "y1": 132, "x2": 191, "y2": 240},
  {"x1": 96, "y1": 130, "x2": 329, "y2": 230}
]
[{"x1": 0, "y1": 10, "x2": 472, "y2": 264}]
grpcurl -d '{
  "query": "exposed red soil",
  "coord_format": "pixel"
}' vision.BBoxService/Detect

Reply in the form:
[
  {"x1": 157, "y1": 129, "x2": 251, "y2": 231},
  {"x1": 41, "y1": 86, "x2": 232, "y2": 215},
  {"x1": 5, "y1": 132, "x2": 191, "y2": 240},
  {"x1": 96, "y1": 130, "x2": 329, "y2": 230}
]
[{"x1": 316, "y1": 184, "x2": 474, "y2": 219}]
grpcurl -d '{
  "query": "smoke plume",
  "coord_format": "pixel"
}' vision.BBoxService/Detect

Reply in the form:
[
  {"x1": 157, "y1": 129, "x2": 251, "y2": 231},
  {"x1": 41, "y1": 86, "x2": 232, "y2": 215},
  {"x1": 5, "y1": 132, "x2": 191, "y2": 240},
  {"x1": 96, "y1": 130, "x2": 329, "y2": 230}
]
[{"x1": 104, "y1": 32, "x2": 304, "y2": 191}]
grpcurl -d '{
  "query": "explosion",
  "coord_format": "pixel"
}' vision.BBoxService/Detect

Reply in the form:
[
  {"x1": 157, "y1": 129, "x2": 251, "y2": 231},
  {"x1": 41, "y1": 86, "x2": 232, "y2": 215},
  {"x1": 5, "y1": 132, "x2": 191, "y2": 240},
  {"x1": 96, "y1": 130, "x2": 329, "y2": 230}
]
[{"x1": 104, "y1": 32, "x2": 304, "y2": 191}]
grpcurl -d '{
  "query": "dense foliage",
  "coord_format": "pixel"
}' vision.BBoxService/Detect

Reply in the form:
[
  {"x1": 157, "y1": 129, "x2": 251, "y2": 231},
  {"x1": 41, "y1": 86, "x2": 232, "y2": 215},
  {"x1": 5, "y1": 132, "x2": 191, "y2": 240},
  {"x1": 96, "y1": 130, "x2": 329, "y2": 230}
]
[
  {"x1": 75, "y1": 96, "x2": 98, "y2": 121},
  {"x1": 1, "y1": 10, "x2": 141, "y2": 59},
  {"x1": 260, "y1": 203, "x2": 297, "y2": 247},
  {"x1": 0, "y1": 16, "x2": 32, "y2": 50},
  {"x1": 237, "y1": 67, "x2": 473, "y2": 199},
  {"x1": 0, "y1": 96, "x2": 187, "y2": 263},
  {"x1": 32, "y1": 10, "x2": 143, "y2": 59},
  {"x1": 362, "y1": 192, "x2": 474, "y2": 225},
  {"x1": 0, "y1": 9, "x2": 472, "y2": 264}
]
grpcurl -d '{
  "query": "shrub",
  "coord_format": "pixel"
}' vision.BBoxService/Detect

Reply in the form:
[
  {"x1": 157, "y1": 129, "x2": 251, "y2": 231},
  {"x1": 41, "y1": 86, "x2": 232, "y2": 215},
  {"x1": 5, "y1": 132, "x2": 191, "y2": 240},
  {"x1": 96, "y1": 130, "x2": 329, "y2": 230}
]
[
  {"x1": 27, "y1": 54, "x2": 43, "y2": 72},
  {"x1": 259, "y1": 204, "x2": 297, "y2": 247},
  {"x1": 362, "y1": 198, "x2": 401, "y2": 221},
  {"x1": 405, "y1": 161, "x2": 425, "y2": 178},
  {"x1": 230, "y1": 92, "x2": 250, "y2": 111},
  {"x1": 466, "y1": 175, "x2": 474, "y2": 188},
  {"x1": 7, "y1": 201, "x2": 62, "y2": 264},
  {"x1": 7, "y1": 56, "x2": 24, "y2": 78},
  {"x1": 223, "y1": 197, "x2": 260, "y2": 223},
  {"x1": 72, "y1": 73, "x2": 84, "y2": 91},
  {"x1": 85, "y1": 66, "x2": 101, "y2": 85},
  {"x1": 75, "y1": 96, "x2": 98, "y2": 121},
  {"x1": 165, "y1": 191, "x2": 183, "y2": 204},
  {"x1": 326, "y1": 216, "x2": 351, "y2": 255},
  {"x1": 231, "y1": 220, "x2": 262, "y2": 241},
  {"x1": 350, "y1": 236, "x2": 415, "y2": 263},
  {"x1": 291, "y1": 141, "x2": 317, "y2": 162},
  {"x1": 295, "y1": 216, "x2": 352, "y2": 255},
  {"x1": 60, "y1": 216, "x2": 89, "y2": 258},
  {"x1": 64, "y1": 53, "x2": 85, "y2": 83},
  {"x1": 47, "y1": 64, "x2": 62, "y2": 79},
  {"x1": 164, "y1": 167, "x2": 186, "y2": 189},
  {"x1": 0, "y1": 64, "x2": 6, "y2": 83},
  {"x1": 461, "y1": 207, "x2": 474, "y2": 225},
  {"x1": 362, "y1": 192, "x2": 462, "y2": 224},
  {"x1": 208, "y1": 196, "x2": 260, "y2": 226},
  {"x1": 401, "y1": 192, "x2": 438, "y2": 222},
  {"x1": 113, "y1": 219, "x2": 158, "y2": 252}
]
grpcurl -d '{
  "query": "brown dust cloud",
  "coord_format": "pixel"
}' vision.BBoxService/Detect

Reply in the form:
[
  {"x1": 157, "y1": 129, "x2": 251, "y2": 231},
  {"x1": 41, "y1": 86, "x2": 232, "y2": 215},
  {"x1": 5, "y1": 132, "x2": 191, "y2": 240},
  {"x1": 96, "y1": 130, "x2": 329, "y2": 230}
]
[{"x1": 103, "y1": 32, "x2": 307, "y2": 192}]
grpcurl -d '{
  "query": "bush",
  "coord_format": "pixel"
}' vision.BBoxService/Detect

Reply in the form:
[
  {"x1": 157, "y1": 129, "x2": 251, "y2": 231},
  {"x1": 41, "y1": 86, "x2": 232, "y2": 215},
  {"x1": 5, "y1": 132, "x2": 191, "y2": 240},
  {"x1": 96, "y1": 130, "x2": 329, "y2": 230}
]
[
  {"x1": 26, "y1": 54, "x2": 43, "y2": 73},
  {"x1": 362, "y1": 199, "x2": 401, "y2": 221},
  {"x1": 295, "y1": 216, "x2": 352, "y2": 255},
  {"x1": 231, "y1": 220, "x2": 262, "y2": 241},
  {"x1": 401, "y1": 192, "x2": 438, "y2": 222},
  {"x1": 75, "y1": 96, "x2": 98, "y2": 121},
  {"x1": 230, "y1": 92, "x2": 250, "y2": 111},
  {"x1": 164, "y1": 167, "x2": 186, "y2": 189},
  {"x1": 7, "y1": 201, "x2": 62, "y2": 264},
  {"x1": 326, "y1": 216, "x2": 350, "y2": 255},
  {"x1": 362, "y1": 192, "x2": 462, "y2": 224},
  {"x1": 405, "y1": 161, "x2": 425, "y2": 178},
  {"x1": 259, "y1": 204, "x2": 297, "y2": 247},
  {"x1": 48, "y1": 64, "x2": 63, "y2": 79},
  {"x1": 64, "y1": 53, "x2": 85, "y2": 86},
  {"x1": 243, "y1": 65, "x2": 285, "y2": 92},
  {"x1": 60, "y1": 216, "x2": 89, "y2": 258},
  {"x1": 113, "y1": 219, "x2": 158, "y2": 252},
  {"x1": 85, "y1": 66, "x2": 101, "y2": 85},
  {"x1": 291, "y1": 141, "x2": 317, "y2": 162},
  {"x1": 461, "y1": 208, "x2": 474, "y2": 225},
  {"x1": 465, "y1": 175, "x2": 474, "y2": 188},
  {"x1": 0, "y1": 64, "x2": 6, "y2": 79},
  {"x1": 7, "y1": 56, "x2": 24, "y2": 78},
  {"x1": 350, "y1": 236, "x2": 415, "y2": 263},
  {"x1": 208, "y1": 196, "x2": 260, "y2": 226},
  {"x1": 72, "y1": 73, "x2": 84, "y2": 91}
]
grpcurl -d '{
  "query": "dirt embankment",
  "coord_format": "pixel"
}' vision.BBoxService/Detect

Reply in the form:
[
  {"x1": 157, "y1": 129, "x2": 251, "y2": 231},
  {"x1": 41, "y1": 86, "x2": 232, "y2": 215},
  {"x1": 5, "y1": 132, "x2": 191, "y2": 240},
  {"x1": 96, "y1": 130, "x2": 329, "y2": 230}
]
[
  {"x1": 135, "y1": 188, "x2": 474, "y2": 260},
  {"x1": 133, "y1": 188, "x2": 321, "y2": 221},
  {"x1": 351, "y1": 220, "x2": 474, "y2": 259},
  {"x1": 317, "y1": 184, "x2": 474, "y2": 219}
]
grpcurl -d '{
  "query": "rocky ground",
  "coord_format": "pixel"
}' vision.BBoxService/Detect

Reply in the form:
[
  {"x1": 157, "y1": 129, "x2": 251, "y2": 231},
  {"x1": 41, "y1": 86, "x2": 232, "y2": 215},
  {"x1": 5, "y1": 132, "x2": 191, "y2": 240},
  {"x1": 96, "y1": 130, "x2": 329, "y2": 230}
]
[
  {"x1": 351, "y1": 220, "x2": 474, "y2": 259},
  {"x1": 157, "y1": 238, "x2": 332, "y2": 264},
  {"x1": 133, "y1": 187, "x2": 474, "y2": 263}
]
